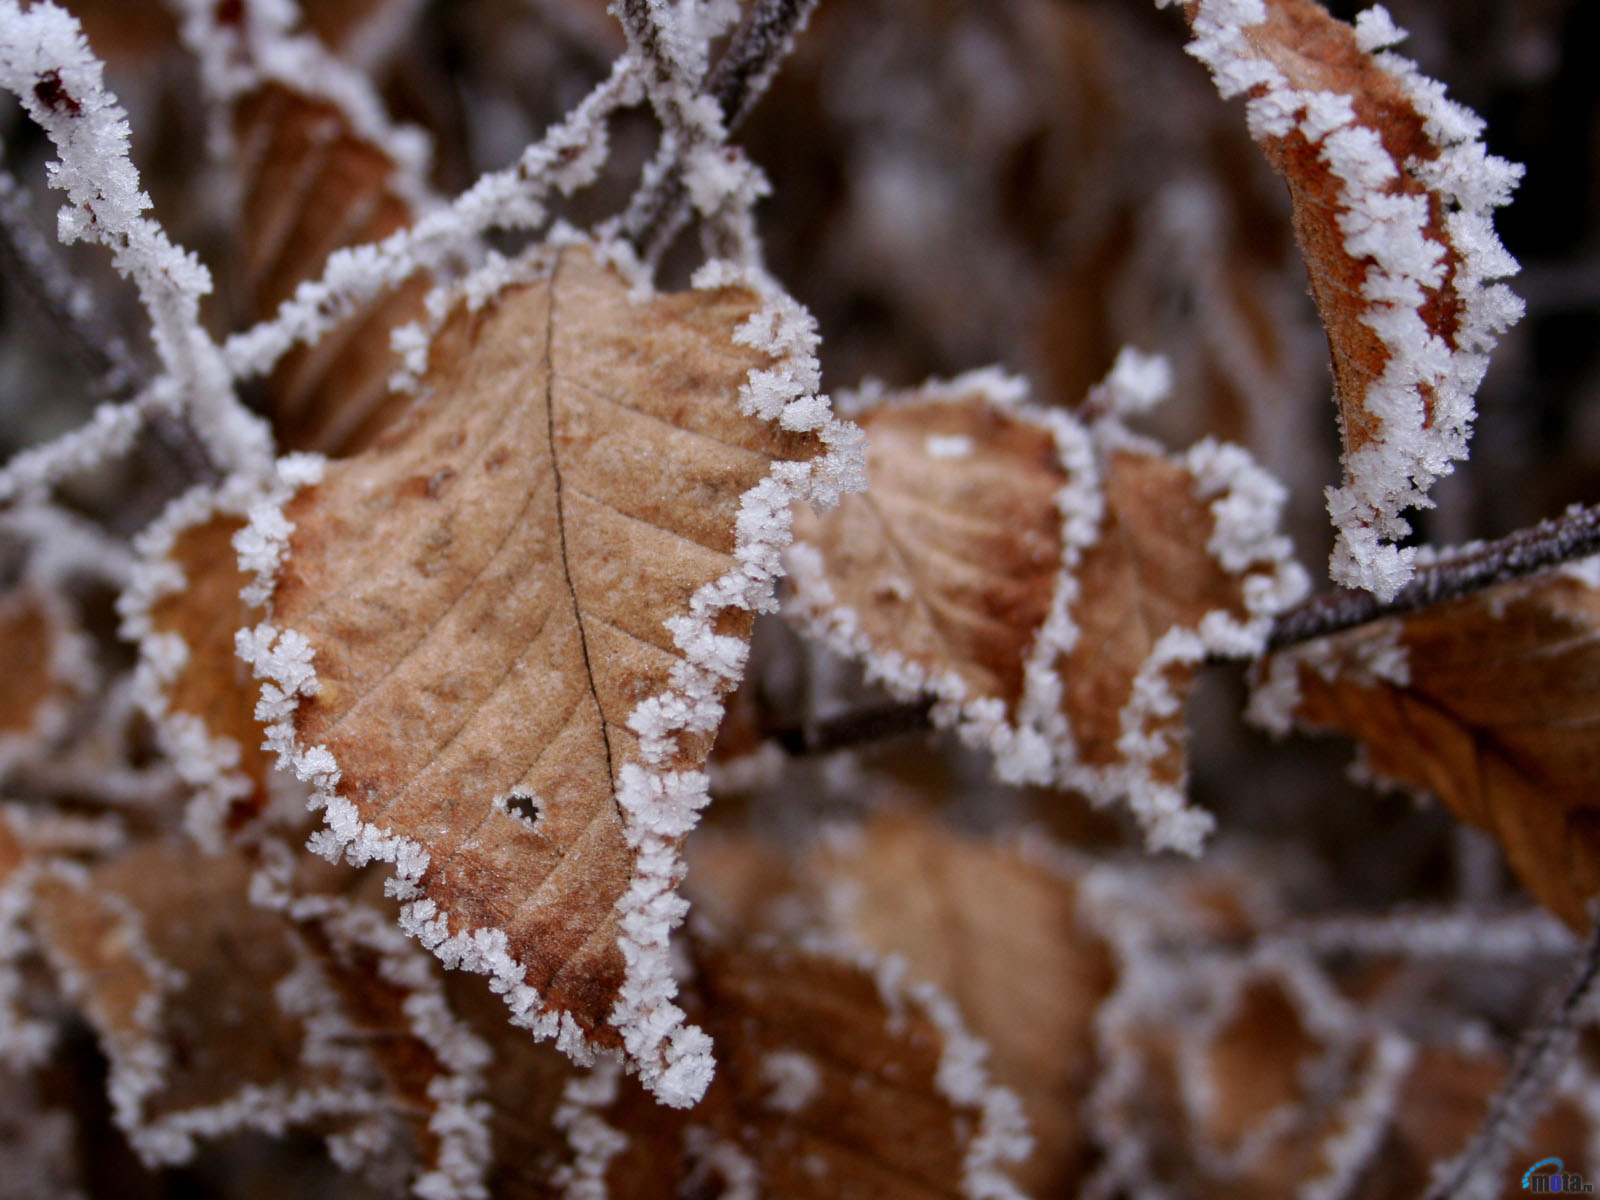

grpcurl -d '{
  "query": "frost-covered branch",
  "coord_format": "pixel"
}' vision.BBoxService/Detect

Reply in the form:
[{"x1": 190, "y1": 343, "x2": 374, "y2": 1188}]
[
  {"x1": 0, "y1": 165, "x2": 220, "y2": 494},
  {"x1": 0, "y1": 164, "x2": 142, "y2": 399},
  {"x1": 1277, "y1": 909, "x2": 1576, "y2": 962},
  {"x1": 0, "y1": 0, "x2": 272, "y2": 493},
  {"x1": 620, "y1": 0, "x2": 817, "y2": 264},
  {"x1": 1268, "y1": 501, "x2": 1600, "y2": 649},
  {"x1": 1423, "y1": 914, "x2": 1600, "y2": 1200},
  {"x1": 770, "y1": 698, "x2": 936, "y2": 757}
]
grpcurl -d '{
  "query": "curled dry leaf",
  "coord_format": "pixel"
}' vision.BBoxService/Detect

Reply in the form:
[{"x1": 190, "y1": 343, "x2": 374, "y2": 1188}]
[
  {"x1": 234, "y1": 242, "x2": 861, "y2": 1106},
  {"x1": 785, "y1": 366, "x2": 1304, "y2": 853},
  {"x1": 1251, "y1": 567, "x2": 1600, "y2": 929},
  {"x1": 805, "y1": 814, "x2": 1114, "y2": 1196},
  {"x1": 1092, "y1": 950, "x2": 1418, "y2": 1200},
  {"x1": 1168, "y1": 0, "x2": 1524, "y2": 600},
  {"x1": 232, "y1": 81, "x2": 430, "y2": 455},
  {"x1": 26, "y1": 842, "x2": 378, "y2": 1168},
  {"x1": 0, "y1": 587, "x2": 78, "y2": 761},
  {"x1": 120, "y1": 484, "x2": 278, "y2": 850},
  {"x1": 689, "y1": 936, "x2": 1032, "y2": 1200}
]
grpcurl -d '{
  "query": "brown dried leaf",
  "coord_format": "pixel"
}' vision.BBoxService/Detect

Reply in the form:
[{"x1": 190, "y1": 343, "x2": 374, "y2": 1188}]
[
  {"x1": 786, "y1": 377, "x2": 1303, "y2": 852},
  {"x1": 130, "y1": 505, "x2": 276, "y2": 846},
  {"x1": 789, "y1": 387, "x2": 1065, "y2": 708},
  {"x1": 28, "y1": 841, "x2": 375, "y2": 1166},
  {"x1": 233, "y1": 81, "x2": 428, "y2": 455},
  {"x1": 689, "y1": 936, "x2": 1031, "y2": 1200},
  {"x1": 0, "y1": 589, "x2": 69, "y2": 747},
  {"x1": 1172, "y1": 0, "x2": 1523, "y2": 598},
  {"x1": 1253, "y1": 569, "x2": 1600, "y2": 928},
  {"x1": 240, "y1": 244, "x2": 855, "y2": 1104},
  {"x1": 806, "y1": 814, "x2": 1114, "y2": 1195}
]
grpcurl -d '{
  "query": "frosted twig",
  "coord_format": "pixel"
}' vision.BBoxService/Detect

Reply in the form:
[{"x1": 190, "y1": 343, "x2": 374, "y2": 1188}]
[
  {"x1": 0, "y1": 165, "x2": 142, "y2": 398},
  {"x1": 1277, "y1": 909, "x2": 1575, "y2": 962},
  {"x1": 0, "y1": 0, "x2": 272, "y2": 487},
  {"x1": 621, "y1": 0, "x2": 817, "y2": 264},
  {"x1": 1268, "y1": 502, "x2": 1600, "y2": 649},
  {"x1": 1423, "y1": 914, "x2": 1600, "y2": 1200},
  {"x1": 770, "y1": 698, "x2": 936, "y2": 757},
  {"x1": 705, "y1": 0, "x2": 817, "y2": 131},
  {"x1": 0, "y1": 166, "x2": 220, "y2": 492}
]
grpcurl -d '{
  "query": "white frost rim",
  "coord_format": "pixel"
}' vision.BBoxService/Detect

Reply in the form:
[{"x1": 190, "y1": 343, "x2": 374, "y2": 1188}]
[
  {"x1": 783, "y1": 353, "x2": 1308, "y2": 855},
  {"x1": 233, "y1": 237, "x2": 865, "y2": 1108}
]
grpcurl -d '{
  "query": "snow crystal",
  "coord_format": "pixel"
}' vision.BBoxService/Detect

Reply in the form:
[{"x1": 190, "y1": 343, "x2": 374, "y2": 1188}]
[
  {"x1": 925, "y1": 433, "x2": 975, "y2": 459},
  {"x1": 759, "y1": 1049, "x2": 822, "y2": 1113}
]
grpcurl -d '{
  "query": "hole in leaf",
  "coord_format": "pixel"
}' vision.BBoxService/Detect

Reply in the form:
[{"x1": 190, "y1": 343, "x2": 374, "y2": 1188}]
[{"x1": 503, "y1": 791, "x2": 542, "y2": 831}]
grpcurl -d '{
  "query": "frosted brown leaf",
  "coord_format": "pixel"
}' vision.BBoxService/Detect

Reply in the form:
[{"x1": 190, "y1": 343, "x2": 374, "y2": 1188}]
[
  {"x1": 786, "y1": 377, "x2": 1302, "y2": 853},
  {"x1": 788, "y1": 387, "x2": 1064, "y2": 707},
  {"x1": 688, "y1": 934, "x2": 1030, "y2": 1200},
  {"x1": 0, "y1": 591, "x2": 67, "y2": 746},
  {"x1": 1252, "y1": 568, "x2": 1600, "y2": 928},
  {"x1": 233, "y1": 81, "x2": 429, "y2": 455},
  {"x1": 1172, "y1": 0, "x2": 1523, "y2": 597},
  {"x1": 28, "y1": 842, "x2": 372, "y2": 1165},
  {"x1": 142, "y1": 510, "x2": 276, "y2": 842},
  {"x1": 806, "y1": 813, "x2": 1113, "y2": 1195},
  {"x1": 239, "y1": 242, "x2": 854, "y2": 1105}
]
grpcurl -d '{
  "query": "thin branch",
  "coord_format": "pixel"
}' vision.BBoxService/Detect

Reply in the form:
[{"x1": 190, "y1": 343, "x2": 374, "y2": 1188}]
[
  {"x1": 1275, "y1": 908, "x2": 1576, "y2": 962},
  {"x1": 1422, "y1": 913, "x2": 1600, "y2": 1200},
  {"x1": 1268, "y1": 502, "x2": 1600, "y2": 650},
  {"x1": 0, "y1": 167, "x2": 143, "y2": 399},
  {"x1": 621, "y1": 0, "x2": 818, "y2": 263},
  {"x1": 0, "y1": 166, "x2": 221, "y2": 492},
  {"x1": 770, "y1": 697, "x2": 935, "y2": 756},
  {"x1": 705, "y1": 0, "x2": 819, "y2": 131}
]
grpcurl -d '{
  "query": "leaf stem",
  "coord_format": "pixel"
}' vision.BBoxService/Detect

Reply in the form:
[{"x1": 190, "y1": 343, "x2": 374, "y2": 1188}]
[{"x1": 1268, "y1": 502, "x2": 1600, "y2": 649}]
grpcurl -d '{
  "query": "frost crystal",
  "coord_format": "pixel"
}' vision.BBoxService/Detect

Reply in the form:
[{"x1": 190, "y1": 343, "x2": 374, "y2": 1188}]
[{"x1": 1175, "y1": 0, "x2": 1524, "y2": 600}]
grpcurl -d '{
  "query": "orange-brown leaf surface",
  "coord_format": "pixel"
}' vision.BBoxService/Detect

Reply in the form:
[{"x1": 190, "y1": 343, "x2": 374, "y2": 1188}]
[
  {"x1": 690, "y1": 936, "x2": 1030, "y2": 1199},
  {"x1": 28, "y1": 843, "x2": 373, "y2": 1165},
  {"x1": 1253, "y1": 568, "x2": 1600, "y2": 928},
  {"x1": 790, "y1": 391, "x2": 1064, "y2": 706},
  {"x1": 0, "y1": 590, "x2": 68, "y2": 745},
  {"x1": 787, "y1": 380, "x2": 1302, "y2": 852},
  {"x1": 243, "y1": 244, "x2": 848, "y2": 1103},
  {"x1": 805, "y1": 814, "x2": 1113, "y2": 1195},
  {"x1": 139, "y1": 509, "x2": 276, "y2": 843},
  {"x1": 232, "y1": 80, "x2": 428, "y2": 455},
  {"x1": 1171, "y1": 0, "x2": 1523, "y2": 597}
]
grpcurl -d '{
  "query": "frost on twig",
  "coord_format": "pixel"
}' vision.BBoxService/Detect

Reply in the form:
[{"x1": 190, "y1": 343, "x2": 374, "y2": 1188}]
[
  {"x1": 619, "y1": 0, "x2": 819, "y2": 265},
  {"x1": 0, "y1": 0, "x2": 274, "y2": 493},
  {"x1": 1423, "y1": 917, "x2": 1600, "y2": 1200},
  {"x1": 785, "y1": 355, "x2": 1306, "y2": 854},
  {"x1": 1165, "y1": 0, "x2": 1524, "y2": 601}
]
